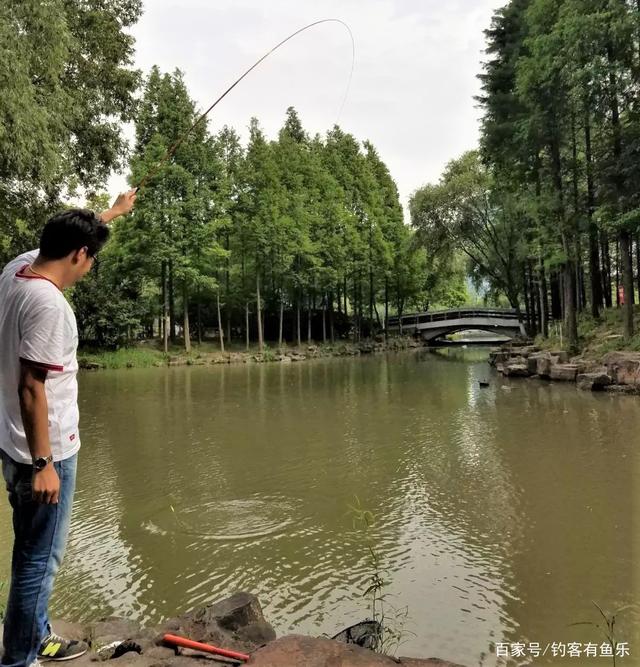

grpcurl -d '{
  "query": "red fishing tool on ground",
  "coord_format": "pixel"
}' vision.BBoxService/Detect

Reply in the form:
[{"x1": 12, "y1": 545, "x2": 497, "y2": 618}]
[{"x1": 163, "y1": 634, "x2": 250, "y2": 662}]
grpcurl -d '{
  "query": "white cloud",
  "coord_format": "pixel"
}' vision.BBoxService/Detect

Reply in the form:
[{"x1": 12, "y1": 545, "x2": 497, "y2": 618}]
[{"x1": 112, "y1": 0, "x2": 505, "y2": 217}]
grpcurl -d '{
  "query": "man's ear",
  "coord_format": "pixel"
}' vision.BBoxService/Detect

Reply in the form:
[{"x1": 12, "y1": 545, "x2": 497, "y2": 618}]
[{"x1": 70, "y1": 247, "x2": 88, "y2": 265}]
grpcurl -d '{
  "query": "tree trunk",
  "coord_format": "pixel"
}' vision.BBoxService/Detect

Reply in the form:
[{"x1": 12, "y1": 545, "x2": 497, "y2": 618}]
[
  {"x1": 245, "y1": 302, "x2": 250, "y2": 351},
  {"x1": 296, "y1": 293, "x2": 301, "y2": 347},
  {"x1": 636, "y1": 234, "x2": 640, "y2": 304},
  {"x1": 307, "y1": 295, "x2": 312, "y2": 343},
  {"x1": 384, "y1": 278, "x2": 389, "y2": 340},
  {"x1": 571, "y1": 110, "x2": 585, "y2": 315},
  {"x1": 162, "y1": 261, "x2": 169, "y2": 354},
  {"x1": 550, "y1": 271, "x2": 562, "y2": 320},
  {"x1": 343, "y1": 276, "x2": 348, "y2": 316},
  {"x1": 528, "y1": 260, "x2": 538, "y2": 336},
  {"x1": 563, "y1": 260, "x2": 578, "y2": 352},
  {"x1": 322, "y1": 296, "x2": 327, "y2": 343},
  {"x1": 278, "y1": 296, "x2": 284, "y2": 348},
  {"x1": 169, "y1": 260, "x2": 176, "y2": 343},
  {"x1": 523, "y1": 266, "x2": 532, "y2": 335},
  {"x1": 256, "y1": 272, "x2": 264, "y2": 352},
  {"x1": 329, "y1": 291, "x2": 335, "y2": 343},
  {"x1": 602, "y1": 232, "x2": 613, "y2": 308},
  {"x1": 616, "y1": 241, "x2": 621, "y2": 308},
  {"x1": 225, "y1": 232, "x2": 232, "y2": 344},
  {"x1": 197, "y1": 287, "x2": 202, "y2": 345},
  {"x1": 183, "y1": 285, "x2": 191, "y2": 353},
  {"x1": 550, "y1": 117, "x2": 577, "y2": 351},
  {"x1": 585, "y1": 108, "x2": 602, "y2": 318},
  {"x1": 608, "y1": 42, "x2": 633, "y2": 336},
  {"x1": 621, "y1": 231, "x2": 635, "y2": 339},
  {"x1": 217, "y1": 289, "x2": 225, "y2": 353},
  {"x1": 538, "y1": 256, "x2": 549, "y2": 338},
  {"x1": 353, "y1": 276, "x2": 359, "y2": 342},
  {"x1": 368, "y1": 244, "x2": 374, "y2": 330}
]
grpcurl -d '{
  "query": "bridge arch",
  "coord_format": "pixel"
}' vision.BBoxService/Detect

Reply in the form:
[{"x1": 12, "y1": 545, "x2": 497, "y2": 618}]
[{"x1": 386, "y1": 308, "x2": 525, "y2": 342}]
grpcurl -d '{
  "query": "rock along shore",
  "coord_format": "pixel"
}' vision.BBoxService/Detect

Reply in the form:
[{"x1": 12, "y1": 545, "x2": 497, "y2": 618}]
[
  {"x1": 489, "y1": 343, "x2": 640, "y2": 394},
  {"x1": 1, "y1": 593, "x2": 466, "y2": 667}
]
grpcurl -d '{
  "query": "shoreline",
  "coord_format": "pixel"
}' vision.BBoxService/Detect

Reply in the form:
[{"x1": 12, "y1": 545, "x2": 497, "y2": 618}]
[
  {"x1": 0, "y1": 593, "x2": 465, "y2": 666},
  {"x1": 489, "y1": 342, "x2": 640, "y2": 394},
  {"x1": 77, "y1": 337, "x2": 426, "y2": 371}
]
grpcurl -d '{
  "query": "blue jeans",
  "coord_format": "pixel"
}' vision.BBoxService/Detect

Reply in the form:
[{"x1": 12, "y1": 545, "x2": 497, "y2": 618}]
[{"x1": 1, "y1": 451, "x2": 77, "y2": 667}]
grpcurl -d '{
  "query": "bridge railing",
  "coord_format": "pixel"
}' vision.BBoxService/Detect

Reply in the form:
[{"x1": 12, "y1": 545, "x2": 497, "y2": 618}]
[{"x1": 387, "y1": 308, "x2": 520, "y2": 328}]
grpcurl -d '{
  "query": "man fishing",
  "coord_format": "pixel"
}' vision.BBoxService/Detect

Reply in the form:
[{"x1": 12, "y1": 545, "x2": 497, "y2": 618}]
[{"x1": 0, "y1": 190, "x2": 136, "y2": 667}]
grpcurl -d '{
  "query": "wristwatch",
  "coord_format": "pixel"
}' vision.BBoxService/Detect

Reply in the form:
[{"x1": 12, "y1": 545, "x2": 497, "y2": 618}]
[{"x1": 33, "y1": 455, "x2": 53, "y2": 471}]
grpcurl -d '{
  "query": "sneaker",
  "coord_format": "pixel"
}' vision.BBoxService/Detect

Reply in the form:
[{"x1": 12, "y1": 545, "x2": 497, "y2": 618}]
[{"x1": 37, "y1": 633, "x2": 88, "y2": 661}]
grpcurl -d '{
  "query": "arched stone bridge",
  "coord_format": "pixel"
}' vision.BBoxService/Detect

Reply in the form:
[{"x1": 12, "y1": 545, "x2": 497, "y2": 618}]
[{"x1": 386, "y1": 307, "x2": 526, "y2": 343}]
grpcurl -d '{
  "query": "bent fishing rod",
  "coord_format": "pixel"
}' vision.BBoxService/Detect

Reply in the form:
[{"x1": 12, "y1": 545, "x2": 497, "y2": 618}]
[{"x1": 136, "y1": 18, "x2": 355, "y2": 191}]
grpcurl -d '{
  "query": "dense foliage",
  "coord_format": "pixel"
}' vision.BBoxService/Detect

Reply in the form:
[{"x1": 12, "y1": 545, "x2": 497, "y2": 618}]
[
  {"x1": 105, "y1": 67, "x2": 453, "y2": 350},
  {"x1": 410, "y1": 0, "x2": 640, "y2": 351},
  {"x1": 0, "y1": 2, "x2": 470, "y2": 350},
  {"x1": 0, "y1": 0, "x2": 142, "y2": 264}
]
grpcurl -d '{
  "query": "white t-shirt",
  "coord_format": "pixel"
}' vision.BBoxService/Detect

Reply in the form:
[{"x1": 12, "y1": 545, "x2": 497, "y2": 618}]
[{"x1": 0, "y1": 249, "x2": 80, "y2": 463}]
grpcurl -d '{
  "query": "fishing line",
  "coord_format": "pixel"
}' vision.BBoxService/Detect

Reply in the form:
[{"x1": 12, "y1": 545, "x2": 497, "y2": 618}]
[{"x1": 136, "y1": 18, "x2": 355, "y2": 191}]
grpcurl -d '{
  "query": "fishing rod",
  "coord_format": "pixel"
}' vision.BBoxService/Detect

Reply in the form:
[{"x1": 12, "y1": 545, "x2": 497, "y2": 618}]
[{"x1": 136, "y1": 18, "x2": 355, "y2": 191}]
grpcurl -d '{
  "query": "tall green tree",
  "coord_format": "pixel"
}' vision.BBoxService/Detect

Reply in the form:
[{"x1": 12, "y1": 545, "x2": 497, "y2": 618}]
[{"x1": 0, "y1": 0, "x2": 141, "y2": 263}]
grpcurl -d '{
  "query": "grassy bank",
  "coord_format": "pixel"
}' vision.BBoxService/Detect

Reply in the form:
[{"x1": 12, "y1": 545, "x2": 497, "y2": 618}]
[
  {"x1": 79, "y1": 347, "x2": 165, "y2": 369},
  {"x1": 78, "y1": 337, "x2": 422, "y2": 370},
  {"x1": 535, "y1": 307, "x2": 640, "y2": 358}
]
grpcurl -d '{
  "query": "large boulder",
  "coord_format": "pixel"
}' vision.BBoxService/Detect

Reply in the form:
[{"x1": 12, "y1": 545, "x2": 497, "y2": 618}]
[
  {"x1": 549, "y1": 363, "x2": 580, "y2": 382},
  {"x1": 602, "y1": 351, "x2": 640, "y2": 386},
  {"x1": 489, "y1": 350, "x2": 507, "y2": 367},
  {"x1": 576, "y1": 369, "x2": 613, "y2": 391},
  {"x1": 527, "y1": 352, "x2": 550, "y2": 377},
  {"x1": 502, "y1": 362, "x2": 529, "y2": 377},
  {"x1": 155, "y1": 592, "x2": 275, "y2": 655},
  {"x1": 245, "y1": 635, "x2": 466, "y2": 667},
  {"x1": 550, "y1": 350, "x2": 570, "y2": 364}
]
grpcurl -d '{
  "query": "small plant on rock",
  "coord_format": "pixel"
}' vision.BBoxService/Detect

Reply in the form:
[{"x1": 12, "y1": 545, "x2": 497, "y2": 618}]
[{"x1": 348, "y1": 496, "x2": 414, "y2": 656}]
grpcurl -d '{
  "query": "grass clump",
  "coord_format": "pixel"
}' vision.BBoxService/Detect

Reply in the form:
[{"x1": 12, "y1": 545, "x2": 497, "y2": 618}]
[{"x1": 79, "y1": 347, "x2": 165, "y2": 369}]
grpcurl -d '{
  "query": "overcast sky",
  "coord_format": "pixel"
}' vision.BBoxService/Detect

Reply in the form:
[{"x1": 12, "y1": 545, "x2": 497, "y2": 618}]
[{"x1": 113, "y1": 0, "x2": 505, "y2": 216}]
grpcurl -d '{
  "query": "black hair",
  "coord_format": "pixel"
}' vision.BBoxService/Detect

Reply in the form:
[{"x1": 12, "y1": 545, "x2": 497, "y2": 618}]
[{"x1": 39, "y1": 209, "x2": 110, "y2": 260}]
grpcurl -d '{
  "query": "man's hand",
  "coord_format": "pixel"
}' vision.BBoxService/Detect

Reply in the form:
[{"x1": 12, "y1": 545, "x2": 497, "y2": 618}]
[
  {"x1": 32, "y1": 464, "x2": 60, "y2": 504},
  {"x1": 100, "y1": 189, "x2": 137, "y2": 224}
]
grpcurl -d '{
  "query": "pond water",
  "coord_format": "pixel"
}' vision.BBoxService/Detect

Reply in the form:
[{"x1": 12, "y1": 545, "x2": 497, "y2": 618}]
[{"x1": 0, "y1": 349, "x2": 638, "y2": 665}]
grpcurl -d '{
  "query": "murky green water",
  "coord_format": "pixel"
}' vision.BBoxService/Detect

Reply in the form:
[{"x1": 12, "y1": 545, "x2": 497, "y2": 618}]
[{"x1": 1, "y1": 349, "x2": 639, "y2": 665}]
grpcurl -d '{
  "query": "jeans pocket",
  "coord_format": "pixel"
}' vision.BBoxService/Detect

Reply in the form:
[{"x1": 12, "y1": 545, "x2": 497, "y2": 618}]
[
  {"x1": 1, "y1": 449, "x2": 16, "y2": 490},
  {"x1": 2, "y1": 450, "x2": 33, "y2": 504}
]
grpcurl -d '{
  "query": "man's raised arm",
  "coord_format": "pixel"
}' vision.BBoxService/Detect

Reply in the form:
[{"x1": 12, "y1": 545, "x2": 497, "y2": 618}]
[{"x1": 99, "y1": 189, "x2": 137, "y2": 225}]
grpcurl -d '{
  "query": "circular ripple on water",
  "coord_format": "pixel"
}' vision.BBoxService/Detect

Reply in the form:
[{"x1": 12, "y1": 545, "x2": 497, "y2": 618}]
[{"x1": 144, "y1": 495, "x2": 297, "y2": 541}]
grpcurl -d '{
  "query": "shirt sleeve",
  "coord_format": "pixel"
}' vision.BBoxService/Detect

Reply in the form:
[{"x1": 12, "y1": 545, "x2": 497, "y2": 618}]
[{"x1": 19, "y1": 299, "x2": 66, "y2": 372}]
